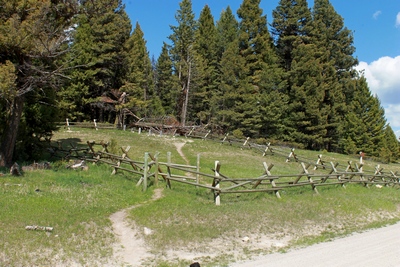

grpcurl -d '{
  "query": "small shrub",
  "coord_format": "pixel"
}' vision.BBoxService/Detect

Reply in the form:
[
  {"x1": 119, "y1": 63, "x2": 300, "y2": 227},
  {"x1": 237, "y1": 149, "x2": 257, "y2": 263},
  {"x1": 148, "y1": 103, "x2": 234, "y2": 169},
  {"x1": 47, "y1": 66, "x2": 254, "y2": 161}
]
[
  {"x1": 108, "y1": 138, "x2": 119, "y2": 154},
  {"x1": 255, "y1": 137, "x2": 268, "y2": 145},
  {"x1": 232, "y1": 129, "x2": 244, "y2": 139}
]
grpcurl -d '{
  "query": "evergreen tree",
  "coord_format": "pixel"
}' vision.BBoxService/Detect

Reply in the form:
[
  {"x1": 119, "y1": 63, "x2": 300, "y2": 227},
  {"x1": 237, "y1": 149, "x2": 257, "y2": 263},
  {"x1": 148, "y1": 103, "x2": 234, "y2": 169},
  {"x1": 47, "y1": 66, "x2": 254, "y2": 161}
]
[
  {"x1": 258, "y1": 58, "x2": 289, "y2": 141},
  {"x1": 341, "y1": 76, "x2": 386, "y2": 157},
  {"x1": 168, "y1": 0, "x2": 197, "y2": 126},
  {"x1": 215, "y1": 6, "x2": 239, "y2": 61},
  {"x1": 155, "y1": 42, "x2": 180, "y2": 116},
  {"x1": 191, "y1": 5, "x2": 218, "y2": 124},
  {"x1": 17, "y1": 87, "x2": 59, "y2": 160},
  {"x1": 313, "y1": 0, "x2": 358, "y2": 82},
  {"x1": 218, "y1": 40, "x2": 248, "y2": 133},
  {"x1": 0, "y1": 0, "x2": 78, "y2": 166},
  {"x1": 271, "y1": 0, "x2": 330, "y2": 148},
  {"x1": 312, "y1": 0, "x2": 358, "y2": 151},
  {"x1": 236, "y1": 0, "x2": 280, "y2": 137},
  {"x1": 380, "y1": 125, "x2": 400, "y2": 163},
  {"x1": 272, "y1": 0, "x2": 312, "y2": 72},
  {"x1": 288, "y1": 42, "x2": 329, "y2": 149},
  {"x1": 212, "y1": 7, "x2": 240, "y2": 132},
  {"x1": 237, "y1": 0, "x2": 274, "y2": 83},
  {"x1": 122, "y1": 22, "x2": 156, "y2": 119},
  {"x1": 60, "y1": 0, "x2": 131, "y2": 122}
]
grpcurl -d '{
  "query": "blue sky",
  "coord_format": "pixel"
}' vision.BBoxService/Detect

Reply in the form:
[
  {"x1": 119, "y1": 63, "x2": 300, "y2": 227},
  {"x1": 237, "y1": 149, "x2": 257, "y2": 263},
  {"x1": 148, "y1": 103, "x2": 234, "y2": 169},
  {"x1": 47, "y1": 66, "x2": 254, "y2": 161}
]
[{"x1": 123, "y1": 0, "x2": 400, "y2": 136}]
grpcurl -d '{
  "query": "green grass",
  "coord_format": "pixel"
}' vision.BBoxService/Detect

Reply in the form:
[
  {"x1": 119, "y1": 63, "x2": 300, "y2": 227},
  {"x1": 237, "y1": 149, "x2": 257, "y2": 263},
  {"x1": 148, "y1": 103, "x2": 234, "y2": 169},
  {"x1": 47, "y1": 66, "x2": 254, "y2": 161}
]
[
  {"x1": 1, "y1": 162, "x2": 150, "y2": 266},
  {"x1": 1, "y1": 127, "x2": 400, "y2": 266}
]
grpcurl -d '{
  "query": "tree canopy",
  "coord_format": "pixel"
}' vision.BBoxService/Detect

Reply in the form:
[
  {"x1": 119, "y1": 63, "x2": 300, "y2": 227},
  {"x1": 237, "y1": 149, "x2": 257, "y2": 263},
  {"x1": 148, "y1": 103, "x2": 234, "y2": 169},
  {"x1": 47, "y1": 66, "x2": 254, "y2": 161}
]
[{"x1": 0, "y1": 0, "x2": 398, "y2": 165}]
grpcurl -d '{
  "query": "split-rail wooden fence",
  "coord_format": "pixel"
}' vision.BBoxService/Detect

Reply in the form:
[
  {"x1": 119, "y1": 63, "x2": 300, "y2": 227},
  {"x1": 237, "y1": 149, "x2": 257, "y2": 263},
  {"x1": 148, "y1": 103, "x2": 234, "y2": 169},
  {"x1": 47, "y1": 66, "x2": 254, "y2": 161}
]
[{"x1": 63, "y1": 141, "x2": 400, "y2": 206}]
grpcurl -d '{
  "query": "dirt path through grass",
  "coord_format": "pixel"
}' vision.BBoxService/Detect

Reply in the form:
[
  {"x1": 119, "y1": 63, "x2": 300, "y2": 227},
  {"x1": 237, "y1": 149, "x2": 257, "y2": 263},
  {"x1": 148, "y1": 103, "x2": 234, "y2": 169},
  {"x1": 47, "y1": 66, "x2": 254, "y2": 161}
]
[
  {"x1": 110, "y1": 188, "x2": 163, "y2": 266},
  {"x1": 109, "y1": 142, "x2": 189, "y2": 266},
  {"x1": 173, "y1": 141, "x2": 190, "y2": 164}
]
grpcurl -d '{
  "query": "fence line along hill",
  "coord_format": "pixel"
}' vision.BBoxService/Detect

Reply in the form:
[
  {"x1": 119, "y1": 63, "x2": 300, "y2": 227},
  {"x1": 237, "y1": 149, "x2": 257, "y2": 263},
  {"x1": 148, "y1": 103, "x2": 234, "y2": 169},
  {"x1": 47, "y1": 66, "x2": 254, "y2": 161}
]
[{"x1": 43, "y1": 127, "x2": 400, "y2": 205}]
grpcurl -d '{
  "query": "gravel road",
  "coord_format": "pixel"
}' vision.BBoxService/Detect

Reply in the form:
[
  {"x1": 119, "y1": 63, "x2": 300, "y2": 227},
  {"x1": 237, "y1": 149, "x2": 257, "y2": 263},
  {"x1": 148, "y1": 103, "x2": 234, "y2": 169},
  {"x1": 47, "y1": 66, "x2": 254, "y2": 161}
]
[{"x1": 231, "y1": 222, "x2": 400, "y2": 267}]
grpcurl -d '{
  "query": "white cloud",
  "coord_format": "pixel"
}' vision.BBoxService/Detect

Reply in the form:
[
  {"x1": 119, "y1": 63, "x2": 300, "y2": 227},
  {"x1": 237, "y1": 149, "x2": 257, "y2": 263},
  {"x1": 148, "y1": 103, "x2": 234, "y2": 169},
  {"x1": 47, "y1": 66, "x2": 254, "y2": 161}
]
[
  {"x1": 355, "y1": 56, "x2": 400, "y2": 134},
  {"x1": 373, "y1": 10, "x2": 381, "y2": 20},
  {"x1": 355, "y1": 56, "x2": 400, "y2": 102},
  {"x1": 385, "y1": 104, "x2": 400, "y2": 127},
  {"x1": 396, "y1": 12, "x2": 400, "y2": 28},
  {"x1": 385, "y1": 104, "x2": 400, "y2": 138}
]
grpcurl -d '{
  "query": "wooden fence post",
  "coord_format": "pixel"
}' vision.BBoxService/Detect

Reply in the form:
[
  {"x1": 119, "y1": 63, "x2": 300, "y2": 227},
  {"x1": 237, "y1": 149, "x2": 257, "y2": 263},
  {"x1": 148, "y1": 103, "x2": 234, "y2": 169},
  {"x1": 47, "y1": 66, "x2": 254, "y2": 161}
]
[
  {"x1": 262, "y1": 142, "x2": 272, "y2": 157},
  {"x1": 314, "y1": 154, "x2": 325, "y2": 170},
  {"x1": 143, "y1": 152, "x2": 148, "y2": 191},
  {"x1": 203, "y1": 130, "x2": 211, "y2": 140},
  {"x1": 186, "y1": 126, "x2": 195, "y2": 137},
  {"x1": 196, "y1": 154, "x2": 200, "y2": 185},
  {"x1": 221, "y1": 133, "x2": 229, "y2": 144},
  {"x1": 166, "y1": 152, "x2": 172, "y2": 188},
  {"x1": 66, "y1": 118, "x2": 71, "y2": 131},
  {"x1": 286, "y1": 148, "x2": 297, "y2": 162},
  {"x1": 214, "y1": 161, "x2": 221, "y2": 206},
  {"x1": 111, "y1": 146, "x2": 130, "y2": 175},
  {"x1": 263, "y1": 162, "x2": 280, "y2": 199},
  {"x1": 154, "y1": 153, "x2": 159, "y2": 186},
  {"x1": 301, "y1": 162, "x2": 318, "y2": 194},
  {"x1": 241, "y1": 137, "x2": 250, "y2": 150},
  {"x1": 355, "y1": 161, "x2": 366, "y2": 186},
  {"x1": 390, "y1": 171, "x2": 399, "y2": 184}
]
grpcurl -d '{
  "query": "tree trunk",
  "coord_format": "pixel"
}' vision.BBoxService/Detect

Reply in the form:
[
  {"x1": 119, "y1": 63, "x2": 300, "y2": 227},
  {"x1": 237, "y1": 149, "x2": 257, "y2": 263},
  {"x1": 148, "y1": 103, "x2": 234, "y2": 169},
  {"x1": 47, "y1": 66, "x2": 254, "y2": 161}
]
[
  {"x1": 0, "y1": 95, "x2": 24, "y2": 167},
  {"x1": 181, "y1": 62, "x2": 191, "y2": 127}
]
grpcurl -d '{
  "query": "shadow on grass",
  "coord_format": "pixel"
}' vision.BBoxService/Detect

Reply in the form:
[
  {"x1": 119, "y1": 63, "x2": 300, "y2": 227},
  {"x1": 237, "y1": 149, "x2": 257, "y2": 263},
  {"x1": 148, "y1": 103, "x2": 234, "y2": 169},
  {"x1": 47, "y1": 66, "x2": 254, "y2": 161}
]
[{"x1": 41, "y1": 137, "x2": 86, "y2": 162}]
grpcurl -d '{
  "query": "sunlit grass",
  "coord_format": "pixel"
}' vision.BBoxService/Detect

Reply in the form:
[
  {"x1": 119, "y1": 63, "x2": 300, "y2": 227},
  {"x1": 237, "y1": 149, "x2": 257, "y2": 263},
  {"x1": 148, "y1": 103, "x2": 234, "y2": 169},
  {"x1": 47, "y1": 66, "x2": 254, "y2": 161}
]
[
  {"x1": 0, "y1": 163, "x2": 149, "y2": 266},
  {"x1": 2, "y1": 127, "x2": 400, "y2": 266}
]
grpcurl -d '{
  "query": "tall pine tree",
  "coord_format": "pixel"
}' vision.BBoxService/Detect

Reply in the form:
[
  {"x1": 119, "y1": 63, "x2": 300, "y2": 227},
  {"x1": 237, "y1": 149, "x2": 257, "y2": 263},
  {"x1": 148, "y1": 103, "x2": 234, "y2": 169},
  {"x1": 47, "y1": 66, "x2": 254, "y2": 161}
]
[
  {"x1": 60, "y1": 0, "x2": 131, "y2": 122},
  {"x1": 213, "y1": 8, "x2": 242, "y2": 132},
  {"x1": 155, "y1": 43, "x2": 180, "y2": 117},
  {"x1": 191, "y1": 5, "x2": 219, "y2": 124},
  {"x1": 168, "y1": 0, "x2": 197, "y2": 126},
  {"x1": 122, "y1": 22, "x2": 157, "y2": 119},
  {"x1": 341, "y1": 76, "x2": 386, "y2": 157},
  {"x1": 312, "y1": 0, "x2": 358, "y2": 151},
  {"x1": 236, "y1": 0, "x2": 280, "y2": 137}
]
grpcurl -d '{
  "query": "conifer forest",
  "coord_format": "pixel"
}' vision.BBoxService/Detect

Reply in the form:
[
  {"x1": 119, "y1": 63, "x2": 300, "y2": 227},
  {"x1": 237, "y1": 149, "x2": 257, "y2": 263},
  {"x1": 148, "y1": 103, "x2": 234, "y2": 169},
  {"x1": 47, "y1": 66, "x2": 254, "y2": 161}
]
[{"x1": 1, "y1": 0, "x2": 399, "y2": 166}]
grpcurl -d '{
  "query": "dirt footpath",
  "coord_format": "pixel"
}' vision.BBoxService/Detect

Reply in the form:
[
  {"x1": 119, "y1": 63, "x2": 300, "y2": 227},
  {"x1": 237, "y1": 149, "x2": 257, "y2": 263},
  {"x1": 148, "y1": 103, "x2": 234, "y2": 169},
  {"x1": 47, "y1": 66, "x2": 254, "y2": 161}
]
[{"x1": 231, "y1": 222, "x2": 400, "y2": 267}]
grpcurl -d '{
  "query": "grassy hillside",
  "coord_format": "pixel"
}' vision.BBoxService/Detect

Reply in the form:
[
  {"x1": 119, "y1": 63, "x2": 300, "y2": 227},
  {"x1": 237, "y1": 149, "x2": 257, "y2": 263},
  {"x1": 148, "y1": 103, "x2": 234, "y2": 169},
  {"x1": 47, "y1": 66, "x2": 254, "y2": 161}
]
[{"x1": 1, "y1": 127, "x2": 400, "y2": 266}]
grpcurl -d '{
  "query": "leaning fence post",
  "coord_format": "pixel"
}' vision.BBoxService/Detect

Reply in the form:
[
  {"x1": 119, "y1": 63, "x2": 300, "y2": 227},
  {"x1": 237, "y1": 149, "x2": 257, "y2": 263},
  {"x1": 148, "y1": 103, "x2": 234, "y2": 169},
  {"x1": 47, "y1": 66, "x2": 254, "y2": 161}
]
[
  {"x1": 221, "y1": 133, "x2": 229, "y2": 144},
  {"x1": 143, "y1": 152, "x2": 148, "y2": 191},
  {"x1": 286, "y1": 148, "x2": 297, "y2": 162},
  {"x1": 203, "y1": 130, "x2": 211, "y2": 140},
  {"x1": 66, "y1": 118, "x2": 71, "y2": 131},
  {"x1": 262, "y1": 162, "x2": 280, "y2": 199},
  {"x1": 214, "y1": 161, "x2": 221, "y2": 206},
  {"x1": 314, "y1": 154, "x2": 324, "y2": 170},
  {"x1": 262, "y1": 142, "x2": 271, "y2": 157},
  {"x1": 241, "y1": 137, "x2": 250, "y2": 150}
]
